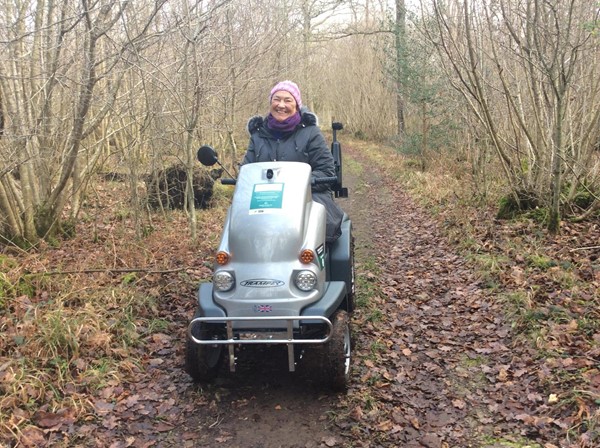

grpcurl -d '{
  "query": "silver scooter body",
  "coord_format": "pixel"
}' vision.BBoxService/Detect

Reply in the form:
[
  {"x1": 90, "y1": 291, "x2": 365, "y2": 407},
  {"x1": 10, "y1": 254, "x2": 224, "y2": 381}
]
[{"x1": 214, "y1": 161, "x2": 327, "y2": 326}]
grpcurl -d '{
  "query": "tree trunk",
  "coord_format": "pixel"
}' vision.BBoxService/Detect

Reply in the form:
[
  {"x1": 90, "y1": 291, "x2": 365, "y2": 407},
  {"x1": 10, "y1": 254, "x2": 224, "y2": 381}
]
[
  {"x1": 548, "y1": 95, "x2": 564, "y2": 233},
  {"x1": 396, "y1": 0, "x2": 406, "y2": 137}
]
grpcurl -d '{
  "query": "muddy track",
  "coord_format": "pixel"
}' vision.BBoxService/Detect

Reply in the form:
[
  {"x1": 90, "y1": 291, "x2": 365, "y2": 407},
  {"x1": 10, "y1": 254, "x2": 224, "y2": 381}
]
[{"x1": 75, "y1": 143, "x2": 542, "y2": 448}]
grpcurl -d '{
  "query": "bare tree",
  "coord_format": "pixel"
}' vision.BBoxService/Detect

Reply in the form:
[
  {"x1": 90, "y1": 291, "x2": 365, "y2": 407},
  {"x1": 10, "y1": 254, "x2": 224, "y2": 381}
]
[
  {"x1": 0, "y1": 0, "x2": 167, "y2": 246},
  {"x1": 217, "y1": 1, "x2": 287, "y2": 168},
  {"x1": 395, "y1": 0, "x2": 406, "y2": 136},
  {"x1": 424, "y1": 0, "x2": 600, "y2": 231},
  {"x1": 11, "y1": 0, "x2": 577, "y2": 251}
]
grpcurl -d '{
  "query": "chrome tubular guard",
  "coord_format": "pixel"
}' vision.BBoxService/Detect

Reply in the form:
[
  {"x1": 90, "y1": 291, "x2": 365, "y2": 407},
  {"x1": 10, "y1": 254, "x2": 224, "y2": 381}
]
[{"x1": 187, "y1": 316, "x2": 333, "y2": 372}]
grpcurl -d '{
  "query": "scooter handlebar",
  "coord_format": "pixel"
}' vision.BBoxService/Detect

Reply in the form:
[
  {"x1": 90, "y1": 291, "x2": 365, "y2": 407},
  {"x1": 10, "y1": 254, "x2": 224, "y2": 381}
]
[
  {"x1": 312, "y1": 176, "x2": 338, "y2": 186},
  {"x1": 221, "y1": 176, "x2": 337, "y2": 187}
]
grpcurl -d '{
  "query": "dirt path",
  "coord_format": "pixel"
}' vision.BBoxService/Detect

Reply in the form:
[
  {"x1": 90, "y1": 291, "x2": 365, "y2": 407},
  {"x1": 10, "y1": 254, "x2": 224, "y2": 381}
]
[
  {"x1": 69, "y1": 143, "x2": 544, "y2": 448},
  {"x1": 334, "y1": 147, "x2": 531, "y2": 447}
]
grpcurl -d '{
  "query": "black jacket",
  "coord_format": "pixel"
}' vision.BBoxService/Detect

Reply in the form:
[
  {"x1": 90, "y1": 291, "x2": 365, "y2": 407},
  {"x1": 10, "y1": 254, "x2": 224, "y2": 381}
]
[
  {"x1": 243, "y1": 109, "x2": 335, "y2": 193},
  {"x1": 242, "y1": 108, "x2": 343, "y2": 242}
]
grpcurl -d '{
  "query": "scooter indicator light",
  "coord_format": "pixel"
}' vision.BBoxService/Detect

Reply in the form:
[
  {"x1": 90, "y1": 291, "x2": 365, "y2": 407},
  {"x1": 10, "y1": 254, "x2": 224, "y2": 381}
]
[
  {"x1": 216, "y1": 251, "x2": 230, "y2": 265},
  {"x1": 299, "y1": 249, "x2": 314, "y2": 264}
]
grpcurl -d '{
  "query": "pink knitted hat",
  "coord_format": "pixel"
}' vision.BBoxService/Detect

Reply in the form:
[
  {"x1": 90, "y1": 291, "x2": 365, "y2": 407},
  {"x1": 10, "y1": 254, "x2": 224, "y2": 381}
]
[{"x1": 270, "y1": 80, "x2": 302, "y2": 109}]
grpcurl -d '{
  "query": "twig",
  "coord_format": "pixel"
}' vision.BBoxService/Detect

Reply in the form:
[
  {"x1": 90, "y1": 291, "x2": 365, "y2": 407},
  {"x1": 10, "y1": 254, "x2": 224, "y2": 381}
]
[
  {"x1": 569, "y1": 245, "x2": 600, "y2": 252},
  {"x1": 208, "y1": 414, "x2": 223, "y2": 428},
  {"x1": 24, "y1": 267, "x2": 188, "y2": 277},
  {"x1": 572, "y1": 389, "x2": 600, "y2": 399}
]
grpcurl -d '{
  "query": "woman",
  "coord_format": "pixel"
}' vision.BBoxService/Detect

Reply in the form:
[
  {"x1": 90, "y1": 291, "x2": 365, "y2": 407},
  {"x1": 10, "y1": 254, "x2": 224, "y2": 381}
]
[{"x1": 242, "y1": 80, "x2": 343, "y2": 242}]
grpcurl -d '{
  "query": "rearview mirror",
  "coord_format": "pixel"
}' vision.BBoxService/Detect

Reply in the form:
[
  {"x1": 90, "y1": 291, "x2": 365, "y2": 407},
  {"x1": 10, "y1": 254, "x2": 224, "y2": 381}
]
[{"x1": 197, "y1": 145, "x2": 219, "y2": 166}]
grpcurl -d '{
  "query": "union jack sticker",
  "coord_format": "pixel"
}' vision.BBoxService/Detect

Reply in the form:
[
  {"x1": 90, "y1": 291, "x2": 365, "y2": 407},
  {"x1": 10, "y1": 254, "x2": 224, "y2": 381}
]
[{"x1": 254, "y1": 304, "x2": 273, "y2": 313}]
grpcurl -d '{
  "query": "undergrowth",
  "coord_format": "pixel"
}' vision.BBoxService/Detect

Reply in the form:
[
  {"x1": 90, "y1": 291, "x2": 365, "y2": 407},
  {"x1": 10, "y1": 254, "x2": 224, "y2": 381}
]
[
  {"x1": 0, "y1": 269, "x2": 160, "y2": 440},
  {"x1": 1, "y1": 137, "x2": 598, "y2": 445},
  {"x1": 0, "y1": 183, "x2": 221, "y2": 445}
]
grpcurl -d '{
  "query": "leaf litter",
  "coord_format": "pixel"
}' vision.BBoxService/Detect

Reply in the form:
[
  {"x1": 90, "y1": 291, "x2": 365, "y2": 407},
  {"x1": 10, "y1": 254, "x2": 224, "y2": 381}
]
[{"x1": 1, "y1": 143, "x2": 598, "y2": 447}]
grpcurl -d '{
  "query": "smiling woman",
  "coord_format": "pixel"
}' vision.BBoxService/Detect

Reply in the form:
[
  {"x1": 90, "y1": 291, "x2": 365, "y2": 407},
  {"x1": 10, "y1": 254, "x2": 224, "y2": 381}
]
[
  {"x1": 270, "y1": 91, "x2": 298, "y2": 122},
  {"x1": 241, "y1": 80, "x2": 344, "y2": 243}
]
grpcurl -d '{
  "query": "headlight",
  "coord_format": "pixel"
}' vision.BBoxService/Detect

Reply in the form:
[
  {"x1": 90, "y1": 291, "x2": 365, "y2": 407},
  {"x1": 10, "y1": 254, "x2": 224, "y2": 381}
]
[
  {"x1": 294, "y1": 270, "x2": 317, "y2": 291},
  {"x1": 214, "y1": 271, "x2": 235, "y2": 292}
]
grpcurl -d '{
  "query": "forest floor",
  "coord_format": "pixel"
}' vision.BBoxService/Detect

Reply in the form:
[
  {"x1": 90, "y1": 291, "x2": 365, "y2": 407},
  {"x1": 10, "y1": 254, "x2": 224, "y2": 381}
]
[{"x1": 1, "y1": 142, "x2": 599, "y2": 447}]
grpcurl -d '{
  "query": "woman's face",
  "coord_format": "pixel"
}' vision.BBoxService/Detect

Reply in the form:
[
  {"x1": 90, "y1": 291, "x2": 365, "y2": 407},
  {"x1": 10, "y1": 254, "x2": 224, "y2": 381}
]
[{"x1": 270, "y1": 90, "x2": 297, "y2": 122}]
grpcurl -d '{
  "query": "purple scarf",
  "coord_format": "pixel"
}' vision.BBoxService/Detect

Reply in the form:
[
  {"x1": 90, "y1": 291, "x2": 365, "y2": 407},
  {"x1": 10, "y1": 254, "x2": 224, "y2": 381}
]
[{"x1": 267, "y1": 112, "x2": 301, "y2": 135}]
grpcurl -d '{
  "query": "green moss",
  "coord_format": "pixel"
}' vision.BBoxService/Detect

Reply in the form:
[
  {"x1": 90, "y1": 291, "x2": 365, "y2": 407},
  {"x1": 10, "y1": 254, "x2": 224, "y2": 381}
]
[
  {"x1": 121, "y1": 272, "x2": 138, "y2": 285},
  {"x1": 527, "y1": 254, "x2": 556, "y2": 270},
  {"x1": 573, "y1": 190, "x2": 594, "y2": 209},
  {"x1": 496, "y1": 191, "x2": 540, "y2": 220}
]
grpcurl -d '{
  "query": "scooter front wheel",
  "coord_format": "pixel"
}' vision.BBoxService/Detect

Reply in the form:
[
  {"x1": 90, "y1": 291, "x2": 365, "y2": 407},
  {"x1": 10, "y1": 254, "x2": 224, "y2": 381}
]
[
  {"x1": 185, "y1": 314, "x2": 224, "y2": 382},
  {"x1": 304, "y1": 310, "x2": 352, "y2": 391},
  {"x1": 327, "y1": 310, "x2": 352, "y2": 391}
]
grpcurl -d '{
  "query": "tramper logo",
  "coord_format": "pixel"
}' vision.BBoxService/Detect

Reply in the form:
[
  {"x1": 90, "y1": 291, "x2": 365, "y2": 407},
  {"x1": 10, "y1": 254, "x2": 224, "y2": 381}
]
[{"x1": 240, "y1": 279, "x2": 285, "y2": 288}]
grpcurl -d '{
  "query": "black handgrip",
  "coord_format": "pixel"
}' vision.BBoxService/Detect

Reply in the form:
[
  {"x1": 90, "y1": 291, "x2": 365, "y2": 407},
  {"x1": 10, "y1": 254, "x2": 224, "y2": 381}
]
[
  {"x1": 312, "y1": 176, "x2": 338, "y2": 185},
  {"x1": 221, "y1": 178, "x2": 237, "y2": 185}
]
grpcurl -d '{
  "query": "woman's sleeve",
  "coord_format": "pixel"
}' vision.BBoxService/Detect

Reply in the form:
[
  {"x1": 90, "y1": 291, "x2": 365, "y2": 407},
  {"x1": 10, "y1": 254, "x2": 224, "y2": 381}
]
[{"x1": 241, "y1": 137, "x2": 256, "y2": 165}]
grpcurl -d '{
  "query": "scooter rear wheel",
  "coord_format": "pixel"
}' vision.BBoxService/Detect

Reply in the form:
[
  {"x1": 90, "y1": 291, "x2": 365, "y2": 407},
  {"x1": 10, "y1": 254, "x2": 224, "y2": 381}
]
[{"x1": 345, "y1": 235, "x2": 356, "y2": 312}]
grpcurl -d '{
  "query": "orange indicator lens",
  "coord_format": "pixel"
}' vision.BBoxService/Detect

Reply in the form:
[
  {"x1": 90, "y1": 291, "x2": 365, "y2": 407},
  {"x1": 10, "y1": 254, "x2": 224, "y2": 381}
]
[
  {"x1": 299, "y1": 249, "x2": 314, "y2": 264},
  {"x1": 216, "y1": 251, "x2": 230, "y2": 265}
]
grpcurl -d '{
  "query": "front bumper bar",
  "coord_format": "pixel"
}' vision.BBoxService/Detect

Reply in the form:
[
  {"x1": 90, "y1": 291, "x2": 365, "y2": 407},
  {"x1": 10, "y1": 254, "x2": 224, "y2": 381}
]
[{"x1": 188, "y1": 315, "x2": 332, "y2": 372}]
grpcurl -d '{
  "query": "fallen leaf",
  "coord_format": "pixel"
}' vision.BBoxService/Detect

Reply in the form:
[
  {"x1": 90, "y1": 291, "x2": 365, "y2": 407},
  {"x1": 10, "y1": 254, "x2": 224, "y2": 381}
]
[
  {"x1": 33, "y1": 408, "x2": 76, "y2": 429},
  {"x1": 20, "y1": 426, "x2": 46, "y2": 447},
  {"x1": 156, "y1": 422, "x2": 174, "y2": 432},
  {"x1": 322, "y1": 436, "x2": 338, "y2": 447},
  {"x1": 566, "y1": 320, "x2": 578, "y2": 332},
  {"x1": 410, "y1": 417, "x2": 420, "y2": 429},
  {"x1": 350, "y1": 406, "x2": 364, "y2": 420},
  {"x1": 497, "y1": 368, "x2": 509, "y2": 382},
  {"x1": 94, "y1": 400, "x2": 115, "y2": 415},
  {"x1": 376, "y1": 420, "x2": 393, "y2": 431},
  {"x1": 452, "y1": 399, "x2": 466, "y2": 409}
]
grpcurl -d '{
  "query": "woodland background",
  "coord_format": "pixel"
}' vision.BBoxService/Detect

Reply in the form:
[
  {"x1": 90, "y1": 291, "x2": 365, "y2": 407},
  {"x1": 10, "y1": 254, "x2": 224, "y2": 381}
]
[
  {"x1": 1, "y1": 0, "x2": 599, "y2": 246},
  {"x1": 1, "y1": 1, "x2": 600, "y2": 447}
]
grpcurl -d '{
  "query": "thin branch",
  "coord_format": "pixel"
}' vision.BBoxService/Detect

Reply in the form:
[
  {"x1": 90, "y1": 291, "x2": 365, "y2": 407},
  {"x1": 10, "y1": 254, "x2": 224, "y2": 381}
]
[
  {"x1": 569, "y1": 245, "x2": 600, "y2": 252},
  {"x1": 25, "y1": 267, "x2": 192, "y2": 277},
  {"x1": 310, "y1": 29, "x2": 394, "y2": 42}
]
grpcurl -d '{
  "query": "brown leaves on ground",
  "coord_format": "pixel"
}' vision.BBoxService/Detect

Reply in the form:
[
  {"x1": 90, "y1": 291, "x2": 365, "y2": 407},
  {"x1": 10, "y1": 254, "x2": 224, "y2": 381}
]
[
  {"x1": 1, "y1": 178, "x2": 342, "y2": 448},
  {"x1": 0, "y1": 182, "x2": 217, "y2": 447}
]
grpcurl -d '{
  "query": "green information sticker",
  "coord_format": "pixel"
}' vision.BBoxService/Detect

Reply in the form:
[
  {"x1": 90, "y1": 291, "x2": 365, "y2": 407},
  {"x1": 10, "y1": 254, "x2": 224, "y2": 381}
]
[
  {"x1": 250, "y1": 183, "x2": 284, "y2": 214},
  {"x1": 316, "y1": 244, "x2": 325, "y2": 270}
]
